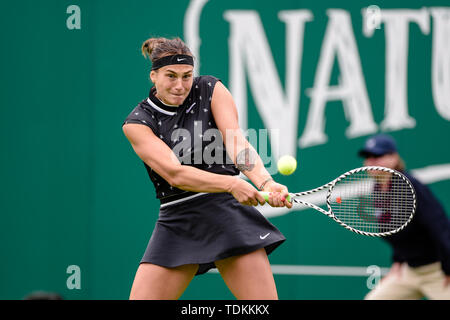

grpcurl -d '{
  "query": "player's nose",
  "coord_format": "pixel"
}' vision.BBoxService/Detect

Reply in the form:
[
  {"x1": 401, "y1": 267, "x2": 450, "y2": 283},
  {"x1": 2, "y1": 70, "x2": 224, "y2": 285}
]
[{"x1": 171, "y1": 78, "x2": 183, "y2": 90}]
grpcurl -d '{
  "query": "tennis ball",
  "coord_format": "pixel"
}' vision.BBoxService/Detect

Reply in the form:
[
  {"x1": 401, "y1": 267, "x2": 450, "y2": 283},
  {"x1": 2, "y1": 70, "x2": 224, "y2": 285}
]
[{"x1": 277, "y1": 155, "x2": 297, "y2": 175}]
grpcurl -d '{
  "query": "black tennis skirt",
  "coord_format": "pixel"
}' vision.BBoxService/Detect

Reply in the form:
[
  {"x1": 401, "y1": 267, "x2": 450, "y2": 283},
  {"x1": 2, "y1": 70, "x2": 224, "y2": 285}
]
[{"x1": 140, "y1": 192, "x2": 286, "y2": 275}]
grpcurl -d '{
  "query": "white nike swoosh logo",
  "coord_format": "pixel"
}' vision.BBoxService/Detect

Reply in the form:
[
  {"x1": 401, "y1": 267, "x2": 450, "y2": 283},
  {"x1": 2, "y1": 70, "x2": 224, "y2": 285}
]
[
  {"x1": 186, "y1": 102, "x2": 196, "y2": 113},
  {"x1": 177, "y1": 58, "x2": 186, "y2": 62},
  {"x1": 260, "y1": 233, "x2": 270, "y2": 240}
]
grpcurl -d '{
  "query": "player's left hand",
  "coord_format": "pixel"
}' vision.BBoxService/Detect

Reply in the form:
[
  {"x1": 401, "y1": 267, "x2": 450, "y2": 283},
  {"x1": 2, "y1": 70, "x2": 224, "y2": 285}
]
[
  {"x1": 263, "y1": 181, "x2": 293, "y2": 209},
  {"x1": 444, "y1": 275, "x2": 450, "y2": 287}
]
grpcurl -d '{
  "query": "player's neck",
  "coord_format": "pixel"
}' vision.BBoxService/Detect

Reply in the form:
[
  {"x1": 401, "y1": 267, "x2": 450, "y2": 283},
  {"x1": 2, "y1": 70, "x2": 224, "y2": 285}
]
[{"x1": 153, "y1": 90, "x2": 179, "y2": 107}]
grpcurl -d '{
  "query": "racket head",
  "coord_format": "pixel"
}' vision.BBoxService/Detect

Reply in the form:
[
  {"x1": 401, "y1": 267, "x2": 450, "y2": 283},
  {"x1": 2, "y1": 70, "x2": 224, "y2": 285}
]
[{"x1": 326, "y1": 166, "x2": 416, "y2": 237}]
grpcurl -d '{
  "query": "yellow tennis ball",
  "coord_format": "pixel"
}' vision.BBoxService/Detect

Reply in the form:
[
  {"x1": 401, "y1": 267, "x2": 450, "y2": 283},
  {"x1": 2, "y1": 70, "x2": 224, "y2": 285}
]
[{"x1": 277, "y1": 155, "x2": 297, "y2": 175}]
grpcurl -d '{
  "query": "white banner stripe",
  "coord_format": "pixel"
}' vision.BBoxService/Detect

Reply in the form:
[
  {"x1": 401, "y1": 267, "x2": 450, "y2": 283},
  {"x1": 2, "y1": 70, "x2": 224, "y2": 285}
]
[
  {"x1": 207, "y1": 264, "x2": 389, "y2": 276},
  {"x1": 270, "y1": 264, "x2": 389, "y2": 276}
]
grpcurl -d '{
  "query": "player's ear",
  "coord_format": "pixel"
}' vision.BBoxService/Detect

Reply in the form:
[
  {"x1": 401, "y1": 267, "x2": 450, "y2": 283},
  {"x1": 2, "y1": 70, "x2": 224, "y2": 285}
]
[
  {"x1": 150, "y1": 70, "x2": 157, "y2": 84},
  {"x1": 390, "y1": 152, "x2": 400, "y2": 162},
  {"x1": 393, "y1": 152, "x2": 402, "y2": 166}
]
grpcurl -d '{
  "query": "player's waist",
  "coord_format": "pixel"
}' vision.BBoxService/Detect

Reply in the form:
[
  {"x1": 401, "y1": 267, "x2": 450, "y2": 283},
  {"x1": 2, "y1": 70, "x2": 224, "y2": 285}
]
[
  {"x1": 158, "y1": 172, "x2": 240, "y2": 208},
  {"x1": 159, "y1": 191, "x2": 209, "y2": 208}
]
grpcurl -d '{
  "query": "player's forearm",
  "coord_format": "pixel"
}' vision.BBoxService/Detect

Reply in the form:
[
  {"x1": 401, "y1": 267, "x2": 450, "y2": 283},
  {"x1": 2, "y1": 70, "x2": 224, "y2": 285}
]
[
  {"x1": 169, "y1": 165, "x2": 238, "y2": 194},
  {"x1": 223, "y1": 132, "x2": 272, "y2": 190},
  {"x1": 240, "y1": 151, "x2": 272, "y2": 190}
]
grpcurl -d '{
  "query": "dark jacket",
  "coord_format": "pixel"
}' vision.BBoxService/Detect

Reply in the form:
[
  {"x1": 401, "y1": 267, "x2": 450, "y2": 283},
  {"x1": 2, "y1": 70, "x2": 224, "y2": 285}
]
[{"x1": 384, "y1": 171, "x2": 450, "y2": 275}]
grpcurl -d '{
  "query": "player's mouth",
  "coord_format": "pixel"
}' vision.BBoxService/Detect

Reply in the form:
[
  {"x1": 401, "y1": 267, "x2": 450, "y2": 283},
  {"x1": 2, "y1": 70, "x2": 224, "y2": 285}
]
[{"x1": 167, "y1": 93, "x2": 186, "y2": 105}]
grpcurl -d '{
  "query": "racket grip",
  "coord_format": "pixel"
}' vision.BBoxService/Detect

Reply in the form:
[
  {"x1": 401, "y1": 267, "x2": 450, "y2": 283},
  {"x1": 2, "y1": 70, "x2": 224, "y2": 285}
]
[{"x1": 260, "y1": 191, "x2": 292, "y2": 203}]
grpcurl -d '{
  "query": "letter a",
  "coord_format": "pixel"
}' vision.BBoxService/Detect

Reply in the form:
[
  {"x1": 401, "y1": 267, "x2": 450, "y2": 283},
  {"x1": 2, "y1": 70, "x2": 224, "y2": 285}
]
[{"x1": 66, "y1": 5, "x2": 81, "y2": 30}]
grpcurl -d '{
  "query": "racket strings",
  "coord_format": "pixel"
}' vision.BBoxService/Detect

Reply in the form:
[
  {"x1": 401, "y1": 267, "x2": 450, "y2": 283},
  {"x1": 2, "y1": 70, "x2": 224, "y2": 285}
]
[{"x1": 329, "y1": 170, "x2": 415, "y2": 235}]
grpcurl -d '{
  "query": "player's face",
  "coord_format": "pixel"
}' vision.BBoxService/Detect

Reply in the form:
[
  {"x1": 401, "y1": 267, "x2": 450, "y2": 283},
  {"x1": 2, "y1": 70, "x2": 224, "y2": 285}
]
[
  {"x1": 363, "y1": 153, "x2": 399, "y2": 169},
  {"x1": 150, "y1": 65, "x2": 194, "y2": 106},
  {"x1": 364, "y1": 153, "x2": 399, "y2": 183}
]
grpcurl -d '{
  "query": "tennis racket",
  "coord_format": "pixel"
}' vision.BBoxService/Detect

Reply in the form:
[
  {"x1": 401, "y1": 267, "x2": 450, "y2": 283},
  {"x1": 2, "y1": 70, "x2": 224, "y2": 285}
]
[{"x1": 261, "y1": 166, "x2": 416, "y2": 237}]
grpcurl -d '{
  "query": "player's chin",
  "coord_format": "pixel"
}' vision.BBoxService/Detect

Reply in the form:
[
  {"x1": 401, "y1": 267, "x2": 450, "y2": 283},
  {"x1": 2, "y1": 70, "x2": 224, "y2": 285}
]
[
  {"x1": 367, "y1": 170, "x2": 378, "y2": 177},
  {"x1": 170, "y1": 93, "x2": 188, "y2": 105}
]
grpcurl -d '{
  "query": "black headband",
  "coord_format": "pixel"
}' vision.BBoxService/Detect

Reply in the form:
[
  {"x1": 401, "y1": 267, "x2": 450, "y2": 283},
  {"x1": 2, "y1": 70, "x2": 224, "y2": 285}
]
[{"x1": 151, "y1": 54, "x2": 194, "y2": 70}]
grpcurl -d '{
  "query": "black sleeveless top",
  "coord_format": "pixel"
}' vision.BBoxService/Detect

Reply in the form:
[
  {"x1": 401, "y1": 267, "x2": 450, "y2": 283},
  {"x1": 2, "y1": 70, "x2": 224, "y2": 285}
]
[{"x1": 123, "y1": 75, "x2": 240, "y2": 204}]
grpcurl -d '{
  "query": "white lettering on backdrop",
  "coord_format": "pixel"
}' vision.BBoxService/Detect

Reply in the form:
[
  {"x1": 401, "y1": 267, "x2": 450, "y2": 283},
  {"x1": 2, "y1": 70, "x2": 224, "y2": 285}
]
[{"x1": 184, "y1": 4, "x2": 450, "y2": 157}]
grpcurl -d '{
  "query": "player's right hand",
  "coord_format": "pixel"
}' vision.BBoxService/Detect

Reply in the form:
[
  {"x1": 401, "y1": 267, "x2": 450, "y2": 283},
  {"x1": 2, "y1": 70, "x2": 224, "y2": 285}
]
[{"x1": 229, "y1": 178, "x2": 265, "y2": 206}]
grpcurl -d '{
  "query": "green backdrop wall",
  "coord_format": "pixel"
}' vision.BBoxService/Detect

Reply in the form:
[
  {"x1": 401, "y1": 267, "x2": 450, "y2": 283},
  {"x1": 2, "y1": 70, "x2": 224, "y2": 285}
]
[{"x1": 1, "y1": 0, "x2": 449, "y2": 299}]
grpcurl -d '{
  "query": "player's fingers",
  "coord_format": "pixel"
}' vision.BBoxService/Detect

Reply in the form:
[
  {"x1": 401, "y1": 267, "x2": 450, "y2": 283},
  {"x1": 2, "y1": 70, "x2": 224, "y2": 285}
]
[
  {"x1": 239, "y1": 196, "x2": 251, "y2": 206},
  {"x1": 280, "y1": 190, "x2": 292, "y2": 208},
  {"x1": 278, "y1": 193, "x2": 285, "y2": 207},
  {"x1": 284, "y1": 198, "x2": 293, "y2": 209},
  {"x1": 279, "y1": 187, "x2": 288, "y2": 198},
  {"x1": 245, "y1": 194, "x2": 258, "y2": 206},
  {"x1": 267, "y1": 192, "x2": 275, "y2": 207},
  {"x1": 273, "y1": 192, "x2": 282, "y2": 207},
  {"x1": 256, "y1": 192, "x2": 266, "y2": 205},
  {"x1": 444, "y1": 276, "x2": 450, "y2": 287}
]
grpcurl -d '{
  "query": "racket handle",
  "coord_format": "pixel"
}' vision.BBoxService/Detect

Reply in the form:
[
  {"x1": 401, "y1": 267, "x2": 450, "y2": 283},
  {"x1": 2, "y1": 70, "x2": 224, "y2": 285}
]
[{"x1": 260, "y1": 191, "x2": 292, "y2": 203}]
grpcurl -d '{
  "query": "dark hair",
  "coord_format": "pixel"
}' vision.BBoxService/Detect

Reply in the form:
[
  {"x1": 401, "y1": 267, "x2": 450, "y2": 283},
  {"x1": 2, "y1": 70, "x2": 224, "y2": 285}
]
[{"x1": 141, "y1": 37, "x2": 193, "y2": 62}]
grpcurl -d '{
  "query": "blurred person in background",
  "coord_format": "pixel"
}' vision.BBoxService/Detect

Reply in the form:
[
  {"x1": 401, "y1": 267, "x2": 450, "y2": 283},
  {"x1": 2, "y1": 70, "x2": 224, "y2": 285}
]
[
  {"x1": 358, "y1": 134, "x2": 450, "y2": 300},
  {"x1": 23, "y1": 291, "x2": 63, "y2": 300}
]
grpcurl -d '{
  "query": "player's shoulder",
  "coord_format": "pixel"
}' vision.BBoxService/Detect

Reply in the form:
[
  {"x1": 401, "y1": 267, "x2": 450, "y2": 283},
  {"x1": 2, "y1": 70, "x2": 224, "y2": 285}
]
[
  {"x1": 122, "y1": 97, "x2": 157, "y2": 129},
  {"x1": 194, "y1": 75, "x2": 221, "y2": 88},
  {"x1": 403, "y1": 170, "x2": 434, "y2": 197},
  {"x1": 402, "y1": 171, "x2": 424, "y2": 187},
  {"x1": 133, "y1": 97, "x2": 159, "y2": 116}
]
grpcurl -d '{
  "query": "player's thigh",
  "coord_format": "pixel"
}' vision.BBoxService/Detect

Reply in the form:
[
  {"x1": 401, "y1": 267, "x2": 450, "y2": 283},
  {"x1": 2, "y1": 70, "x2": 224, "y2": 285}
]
[
  {"x1": 215, "y1": 248, "x2": 278, "y2": 300},
  {"x1": 130, "y1": 263, "x2": 199, "y2": 300}
]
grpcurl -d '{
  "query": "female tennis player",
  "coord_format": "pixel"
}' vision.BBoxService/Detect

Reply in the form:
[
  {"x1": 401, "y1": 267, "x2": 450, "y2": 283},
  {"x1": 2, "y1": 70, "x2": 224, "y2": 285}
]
[{"x1": 122, "y1": 37, "x2": 292, "y2": 300}]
